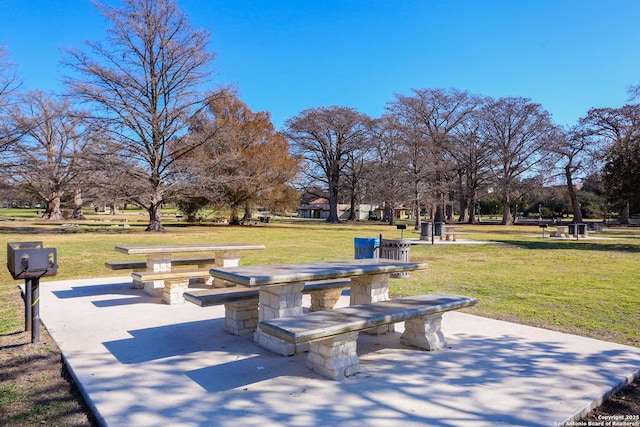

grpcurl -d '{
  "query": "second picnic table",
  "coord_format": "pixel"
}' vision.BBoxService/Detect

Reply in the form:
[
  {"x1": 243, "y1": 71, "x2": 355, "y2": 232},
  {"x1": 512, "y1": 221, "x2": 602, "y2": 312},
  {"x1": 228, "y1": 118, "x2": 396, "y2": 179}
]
[
  {"x1": 115, "y1": 243, "x2": 266, "y2": 296},
  {"x1": 208, "y1": 258, "x2": 427, "y2": 356}
]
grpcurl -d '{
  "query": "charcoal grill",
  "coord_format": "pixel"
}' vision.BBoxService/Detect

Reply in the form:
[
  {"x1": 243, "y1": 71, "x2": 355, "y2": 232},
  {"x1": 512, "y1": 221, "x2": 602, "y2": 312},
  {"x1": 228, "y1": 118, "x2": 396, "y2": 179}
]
[{"x1": 7, "y1": 241, "x2": 58, "y2": 343}]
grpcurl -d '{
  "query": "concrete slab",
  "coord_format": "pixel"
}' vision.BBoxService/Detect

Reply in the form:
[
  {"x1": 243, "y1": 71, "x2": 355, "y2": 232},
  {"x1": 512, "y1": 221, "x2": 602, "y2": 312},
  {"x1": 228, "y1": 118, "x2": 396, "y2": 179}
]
[{"x1": 38, "y1": 276, "x2": 640, "y2": 427}]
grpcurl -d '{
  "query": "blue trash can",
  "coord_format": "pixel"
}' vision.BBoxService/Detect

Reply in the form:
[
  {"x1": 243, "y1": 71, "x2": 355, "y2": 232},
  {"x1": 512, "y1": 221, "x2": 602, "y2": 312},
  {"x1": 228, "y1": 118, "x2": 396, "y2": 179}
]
[{"x1": 354, "y1": 237, "x2": 379, "y2": 259}]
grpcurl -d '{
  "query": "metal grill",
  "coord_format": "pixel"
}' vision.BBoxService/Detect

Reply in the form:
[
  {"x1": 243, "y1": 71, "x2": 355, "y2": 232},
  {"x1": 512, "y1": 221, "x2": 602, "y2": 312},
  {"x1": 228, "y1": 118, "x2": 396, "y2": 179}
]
[{"x1": 7, "y1": 241, "x2": 57, "y2": 279}]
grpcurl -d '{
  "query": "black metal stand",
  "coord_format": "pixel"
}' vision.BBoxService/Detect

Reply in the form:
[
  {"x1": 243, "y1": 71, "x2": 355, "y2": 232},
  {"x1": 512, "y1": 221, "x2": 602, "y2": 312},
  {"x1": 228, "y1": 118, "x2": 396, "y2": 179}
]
[{"x1": 24, "y1": 278, "x2": 40, "y2": 344}]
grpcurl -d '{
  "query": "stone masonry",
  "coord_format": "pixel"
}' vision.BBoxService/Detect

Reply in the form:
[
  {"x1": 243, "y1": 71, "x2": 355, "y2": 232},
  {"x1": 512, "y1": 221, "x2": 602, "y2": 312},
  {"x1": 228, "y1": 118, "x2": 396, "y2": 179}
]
[
  {"x1": 161, "y1": 278, "x2": 189, "y2": 305},
  {"x1": 306, "y1": 332, "x2": 360, "y2": 380},
  {"x1": 254, "y1": 282, "x2": 306, "y2": 356},
  {"x1": 224, "y1": 300, "x2": 259, "y2": 335},
  {"x1": 142, "y1": 253, "x2": 171, "y2": 297},
  {"x1": 349, "y1": 273, "x2": 393, "y2": 334},
  {"x1": 400, "y1": 313, "x2": 446, "y2": 350}
]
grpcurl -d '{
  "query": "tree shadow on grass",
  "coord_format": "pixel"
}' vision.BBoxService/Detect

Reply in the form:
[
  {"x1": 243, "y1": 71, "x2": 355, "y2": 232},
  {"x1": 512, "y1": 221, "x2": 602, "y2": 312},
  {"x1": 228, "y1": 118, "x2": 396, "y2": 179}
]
[{"x1": 490, "y1": 238, "x2": 640, "y2": 253}]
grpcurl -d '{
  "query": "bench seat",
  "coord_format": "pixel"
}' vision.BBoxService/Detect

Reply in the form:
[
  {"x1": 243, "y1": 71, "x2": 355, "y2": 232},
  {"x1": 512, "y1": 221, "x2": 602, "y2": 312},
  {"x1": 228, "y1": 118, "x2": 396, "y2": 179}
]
[
  {"x1": 132, "y1": 268, "x2": 214, "y2": 305},
  {"x1": 105, "y1": 256, "x2": 216, "y2": 271},
  {"x1": 132, "y1": 268, "x2": 212, "y2": 282},
  {"x1": 184, "y1": 280, "x2": 351, "y2": 336},
  {"x1": 259, "y1": 293, "x2": 477, "y2": 380}
]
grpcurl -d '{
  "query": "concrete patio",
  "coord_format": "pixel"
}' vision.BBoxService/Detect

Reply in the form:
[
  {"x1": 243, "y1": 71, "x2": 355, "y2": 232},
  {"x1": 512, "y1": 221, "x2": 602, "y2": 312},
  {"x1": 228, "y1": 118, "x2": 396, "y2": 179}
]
[{"x1": 37, "y1": 276, "x2": 640, "y2": 427}]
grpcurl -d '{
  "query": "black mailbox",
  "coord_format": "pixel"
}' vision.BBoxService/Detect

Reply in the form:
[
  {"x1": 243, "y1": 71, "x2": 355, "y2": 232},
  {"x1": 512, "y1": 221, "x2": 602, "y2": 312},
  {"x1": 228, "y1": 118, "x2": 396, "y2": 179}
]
[{"x1": 7, "y1": 242, "x2": 58, "y2": 279}]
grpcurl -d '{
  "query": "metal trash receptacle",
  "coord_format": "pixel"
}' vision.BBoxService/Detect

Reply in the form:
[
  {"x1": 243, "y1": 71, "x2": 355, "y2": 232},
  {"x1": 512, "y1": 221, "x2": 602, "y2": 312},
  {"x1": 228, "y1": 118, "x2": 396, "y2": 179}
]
[
  {"x1": 568, "y1": 223, "x2": 588, "y2": 237},
  {"x1": 420, "y1": 222, "x2": 432, "y2": 241},
  {"x1": 380, "y1": 238, "x2": 411, "y2": 277},
  {"x1": 434, "y1": 222, "x2": 444, "y2": 237},
  {"x1": 354, "y1": 237, "x2": 379, "y2": 259}
]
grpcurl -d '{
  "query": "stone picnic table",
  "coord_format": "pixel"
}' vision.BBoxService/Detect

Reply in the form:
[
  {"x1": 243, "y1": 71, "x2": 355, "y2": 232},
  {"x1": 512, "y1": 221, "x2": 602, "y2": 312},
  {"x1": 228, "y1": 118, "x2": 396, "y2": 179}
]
[
  {"x1": 115, "y1": 243, "x2": 266, "y2": 295},
  {"x1": 208, "y1": 258, "x2": 427, "y2": 356},
  {"x1": 441, "y1": 224, "x2": 465, "y2": 241}
]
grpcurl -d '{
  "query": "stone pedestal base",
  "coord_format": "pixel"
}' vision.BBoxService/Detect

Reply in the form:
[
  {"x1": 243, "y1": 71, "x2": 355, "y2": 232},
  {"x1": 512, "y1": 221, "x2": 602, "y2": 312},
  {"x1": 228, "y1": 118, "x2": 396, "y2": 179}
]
[
  {"x1": 194, "y1": 262, "x2": 215, "y2": 286},
  {"x1": 255, "y1": 282, "x2": 305, "y2": 356},
  {"x1": 306, "y1": 332, "x2": 360, "y2": 380},
  {"x1": 212, "y1": 252, "x2": 240, "y2": 287},
  {"x1": 162, "y1": 279, "x2": 189, "y2": 304},
  {"x1": 309, "y1": 288, "x2": 343, "y2": 312},
  {"x1": 144, "y1": 282, "x2": 164, "y2": 297},
  {"x1": 350, "y1": 274, "x2": 393, "y2": 334},
  {"x1": 224, "y1": 300, "x2": 259, "y2": 335},
  {"x1": 400, "y1": 314, "x2": 446, "y2": 350},
  {"x1": 138, "y1": 254, "x2": 172, "y2": 296}
]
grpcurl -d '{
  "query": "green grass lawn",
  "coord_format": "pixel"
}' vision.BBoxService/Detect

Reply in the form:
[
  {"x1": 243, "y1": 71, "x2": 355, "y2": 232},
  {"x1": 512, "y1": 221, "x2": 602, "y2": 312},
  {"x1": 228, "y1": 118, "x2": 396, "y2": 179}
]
[{"x1": 1, "y1": 215, "x2": 638, "y2": 347}]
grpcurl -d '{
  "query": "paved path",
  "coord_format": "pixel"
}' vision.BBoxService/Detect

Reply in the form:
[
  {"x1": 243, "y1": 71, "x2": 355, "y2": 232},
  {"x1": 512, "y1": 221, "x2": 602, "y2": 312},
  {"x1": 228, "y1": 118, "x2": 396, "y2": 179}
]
[{"x1": 38, "y1": 276, "x2": 640, "y2": 427}]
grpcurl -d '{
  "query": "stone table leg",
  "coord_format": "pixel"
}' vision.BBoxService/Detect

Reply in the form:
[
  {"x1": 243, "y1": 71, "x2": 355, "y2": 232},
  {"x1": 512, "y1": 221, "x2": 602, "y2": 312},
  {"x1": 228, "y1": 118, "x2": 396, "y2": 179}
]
[
  {"x1": 139, "y1": 254, "x2": 171, "y2": 297},
  {"x1": 194, "y1": 260, "x2": 216, "y2": 286},
  {"x1": 224, "y1": 299, "x2": 259, "y2": 335},
  {"x1": 254, "y1": 282, "x2": 305, "y2": 356},
  {"x1": 161, "y1": 278, "x2": 189, "y2": 305},
  {"x1": 349, "y1": 273, "x2": 393, "y2": 334},
  {"x1": 212, "y1": 251, "x2": 241, "y2": 288}
]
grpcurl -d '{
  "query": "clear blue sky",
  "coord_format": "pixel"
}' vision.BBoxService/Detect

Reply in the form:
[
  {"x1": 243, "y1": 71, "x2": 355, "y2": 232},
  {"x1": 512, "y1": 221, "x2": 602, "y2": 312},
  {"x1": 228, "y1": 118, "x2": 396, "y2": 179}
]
[{"x1": 1, "y1": 0, "x2": 639, "y2": 130}]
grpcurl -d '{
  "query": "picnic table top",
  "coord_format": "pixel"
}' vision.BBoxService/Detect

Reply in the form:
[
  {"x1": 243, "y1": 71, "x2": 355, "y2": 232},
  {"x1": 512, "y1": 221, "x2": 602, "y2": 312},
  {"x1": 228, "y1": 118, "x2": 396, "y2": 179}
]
[
  {"x1": 209, "y1": 258, "x2": 427, "y2": 288},
  {"x1": 115, "y1": 243, "x2": 266, "y2": 255}
]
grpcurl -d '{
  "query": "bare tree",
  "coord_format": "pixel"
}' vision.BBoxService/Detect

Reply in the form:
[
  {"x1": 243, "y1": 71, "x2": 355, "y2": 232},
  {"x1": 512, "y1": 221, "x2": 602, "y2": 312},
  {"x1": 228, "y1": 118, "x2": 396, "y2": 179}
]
[
  {"x1": 284, "y1": 106, "x2": 371, "y2": 223},
  {"x1": 0, "y1": 45, "x2": 22, "y2": 151},
  {"x1": 366, "y1": 115, "x2": 413, "y2": 225},
  {"x1": 4, "y1": 91, "x2": 89, "y2": 219},
  {"x1": 64, "y1": 0, "x2": 218, "y2": 231},
  {"x1": 546, "y1": 126, "x2": 594, "y2": 224},
  {"x1": 447, "y1": 109, "x2": 493, "y2": 223},
  {"x1": 387, "y1": 88, "x2": 481, "y2": 229},
  {"x1": 480, "y1": 97, "x2": 555, "y2": 225},
  {"x1": 581, "y1": 105, "x2": 640, "y2": 223}
]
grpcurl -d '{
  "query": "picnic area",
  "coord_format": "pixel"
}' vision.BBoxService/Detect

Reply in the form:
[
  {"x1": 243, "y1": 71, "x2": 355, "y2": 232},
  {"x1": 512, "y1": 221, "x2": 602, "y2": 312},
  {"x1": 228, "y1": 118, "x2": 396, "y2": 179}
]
[{"x1": 1, "y1": 215, "x2": 639, "y2": 426}]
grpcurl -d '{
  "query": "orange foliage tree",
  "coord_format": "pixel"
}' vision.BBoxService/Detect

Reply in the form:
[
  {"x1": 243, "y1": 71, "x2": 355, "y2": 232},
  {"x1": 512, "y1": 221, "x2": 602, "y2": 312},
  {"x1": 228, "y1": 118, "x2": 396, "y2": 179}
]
[{"x1": 175, "y1": 93, "x2": 301, "y2": 224}]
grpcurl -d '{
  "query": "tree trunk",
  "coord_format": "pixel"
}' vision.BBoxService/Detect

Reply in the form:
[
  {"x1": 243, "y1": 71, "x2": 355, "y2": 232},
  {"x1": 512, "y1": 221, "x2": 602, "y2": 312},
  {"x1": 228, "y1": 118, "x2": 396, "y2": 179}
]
[
  {"x1": 242, "y1": 205, "x2": 253, "y2": 221},
  {"x1": 347, "y1": 190, "x2": 357, "y2": 221},
  {"x1": 146, "y1": 201, "x2": 165, "y2": 232},
  {"x1": 501, "y1": 192, "x2": 512, "y2": 225},
  {"x1": 72, "y1": 189, "x2": 85, "y2": 220},
  {"x1": 621, "y1": 202, "x2": 630, "y2": 225},
  {"x1": 565, "y1": 164, "x2": 582, "y2": 223},
  {"x1": 458, "y1": 196, "x2": 469, "y2": 223},
  {"x1": 229, "y1": 205, "x2": 240, "y2": 225},
  {"x1": 43, "y1": 192, "x2": 64, "y2": 220},
  {"x1": 326, "y1": 185, "x2": 341, "y2": 223},
  {"x1": 468, "y1": 197, "x2": 477, "y2": 224},
  {"x1": 434, "y1": 204, "x2": 444, "y2": 224},
  {"x1": 413, "y1": 184, "x2": 421, "y2": 231},
  {"x1": 384, "y1": 202, "x2": 395, "y2": 226}
]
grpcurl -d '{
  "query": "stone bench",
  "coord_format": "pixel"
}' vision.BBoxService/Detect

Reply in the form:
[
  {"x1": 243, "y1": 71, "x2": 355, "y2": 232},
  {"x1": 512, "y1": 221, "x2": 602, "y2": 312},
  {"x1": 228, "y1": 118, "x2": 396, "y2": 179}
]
[
  {"x1": 549, "y1": 226, "x2": 569, "y2": 238},
  {"x1": 259, "y1": 293, "x2": 478, "y2": 380},
  {"x1": 440, "y1": 232, "x2": 469, "y2": 241},
  {"x1": 105, "y1": 256, "x2": 217, "y2": 271},
  {"x1": 184, "y1": 280, "x2": 350, "y2": 336},
  {"x1": 132, "y1": 268, "x2": 216, "y2": 305}
]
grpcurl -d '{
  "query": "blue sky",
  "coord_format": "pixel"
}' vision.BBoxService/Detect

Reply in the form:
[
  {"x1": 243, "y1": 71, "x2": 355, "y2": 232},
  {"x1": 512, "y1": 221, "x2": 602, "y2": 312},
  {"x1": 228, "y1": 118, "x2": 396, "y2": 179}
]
[{"x1": 1, "y1": 1, "x2": 639, "y2": 130}]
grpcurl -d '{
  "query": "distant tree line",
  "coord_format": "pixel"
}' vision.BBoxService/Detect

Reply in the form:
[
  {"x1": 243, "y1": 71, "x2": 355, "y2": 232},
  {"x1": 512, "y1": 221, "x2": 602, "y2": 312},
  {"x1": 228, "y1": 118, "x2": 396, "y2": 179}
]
[
  {"x1": 0, "y1": 0, "x2": 639, "y2": 231},
  {"x1": 286, "y1": 88, "x2": 640, "y2": 227}
]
